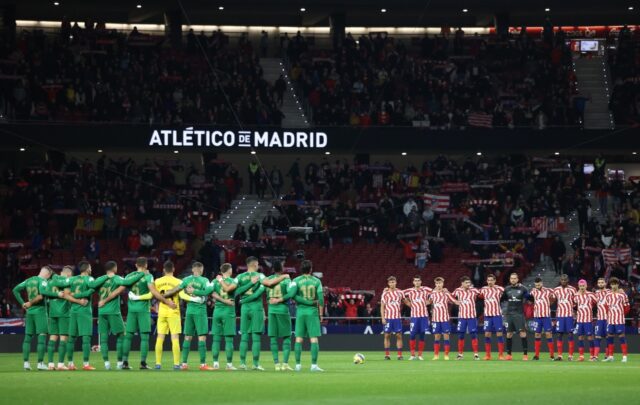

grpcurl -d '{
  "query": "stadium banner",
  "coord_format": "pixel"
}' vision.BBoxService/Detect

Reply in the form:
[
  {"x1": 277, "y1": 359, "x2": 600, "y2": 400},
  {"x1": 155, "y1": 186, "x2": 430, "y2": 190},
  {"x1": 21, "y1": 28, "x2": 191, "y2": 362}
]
[{"x1": 1, "y1": 123, "x2": 635, "y2": 152}]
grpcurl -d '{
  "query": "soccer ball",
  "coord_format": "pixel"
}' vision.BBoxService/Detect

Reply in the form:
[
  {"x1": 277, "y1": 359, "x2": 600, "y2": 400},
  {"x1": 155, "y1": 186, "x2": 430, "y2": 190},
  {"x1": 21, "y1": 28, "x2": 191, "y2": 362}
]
[{"x1": 353, "y1": 353, "x2": 365, "y2": 364}]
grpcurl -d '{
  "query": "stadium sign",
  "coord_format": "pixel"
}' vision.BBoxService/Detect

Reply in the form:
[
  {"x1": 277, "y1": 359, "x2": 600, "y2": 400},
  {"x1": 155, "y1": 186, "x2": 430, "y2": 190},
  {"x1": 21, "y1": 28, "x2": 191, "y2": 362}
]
[{"x1": 149, "y1": 128, "x2": 328, "y2": 149}]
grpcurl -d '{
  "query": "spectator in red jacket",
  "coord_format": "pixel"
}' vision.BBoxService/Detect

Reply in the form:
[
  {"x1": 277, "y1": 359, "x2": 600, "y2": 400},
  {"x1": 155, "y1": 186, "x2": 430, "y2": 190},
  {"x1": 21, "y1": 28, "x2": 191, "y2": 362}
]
[
  {"x1": 340, "y1": 297, "x2": 363, "y2": 319},
  {"x1": 127, "y1": 229, "x2": 141, "y2": 254}
]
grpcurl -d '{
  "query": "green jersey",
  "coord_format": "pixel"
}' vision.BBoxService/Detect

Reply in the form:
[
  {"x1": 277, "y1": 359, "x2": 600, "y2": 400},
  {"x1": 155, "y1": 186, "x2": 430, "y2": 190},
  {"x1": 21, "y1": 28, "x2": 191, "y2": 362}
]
[
  {"x1": 127, "y1": 271, "x2": 155, "y2": 313},
  {"x1": 235, "y1": 271, "x2": 266, "y2": 310},
  {"x1": 293, "y1": 275, "x2": 324, "y2": 314},
  {"x1": 47, "y1": 275, "x2": 72, "y2": 317},
  {"x1": 97, "y1": 272, "x2": 146, "y2": 315},
  {"x1": 12, "y1": 276, "x2": 49, "y2": 315},
  {"x1": 192, "y1": 277, "x2": 238, "y2": 316},
  {"x1": 265, "y1": 275, "x2": 297, "y2": 315},
  {"x1": 179, "y1": 275, "x2": 210, "y2": 315},
  {"x1": 68, "y1": 275, "x2": 108, "y2": 314}
]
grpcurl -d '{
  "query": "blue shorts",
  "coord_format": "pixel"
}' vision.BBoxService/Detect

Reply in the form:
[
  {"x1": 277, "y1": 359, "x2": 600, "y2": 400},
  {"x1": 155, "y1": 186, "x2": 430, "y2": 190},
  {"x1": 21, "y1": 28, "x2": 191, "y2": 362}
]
[
  {"x1": 383, "y1": 319, "x2": 402, "y2": 334},
  {"x1": 457, "y1": 318, "x2": 478, "y2": 334},
  {"x1": 533, "y1": 317, "x2": 553, "y2": 333},
  {"x1": 410, "y1": 317, "x2": 430, "y2": 335},
  {"x1": 595, "y1": 320, "x2": 607, "y2": 337},
  {"x1": 432, "y1": 321, "x2": 451, "y2": 334},
  {"x1": 607, "y1": 324, "x2": 625, "y2": 335},
  {"x1": 556, "y1": 317, "x2": 574, "y2": 333},
  {"x1": 573, "y1": 322, "x2": 593, "y2": 336},
  {"x1": 483, "y1": 316, "x2": 503, "y2": 333}
]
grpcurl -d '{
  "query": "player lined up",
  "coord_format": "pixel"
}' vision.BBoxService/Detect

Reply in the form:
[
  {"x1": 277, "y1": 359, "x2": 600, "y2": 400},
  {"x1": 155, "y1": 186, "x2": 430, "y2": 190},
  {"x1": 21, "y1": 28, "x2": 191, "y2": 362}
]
[
  {"x1": 12, "y1": 257, "x2": 325, "y2": 372},
  {"x1": 380, "y1": 273, "x2": 630, "y2": 362}
]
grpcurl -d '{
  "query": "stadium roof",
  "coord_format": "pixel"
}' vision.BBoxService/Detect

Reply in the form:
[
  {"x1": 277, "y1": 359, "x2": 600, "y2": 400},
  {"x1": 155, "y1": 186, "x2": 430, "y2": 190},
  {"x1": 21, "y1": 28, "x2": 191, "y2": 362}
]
[{"x1": 12, "y1": 0, "x2": 639, "y2": 27}]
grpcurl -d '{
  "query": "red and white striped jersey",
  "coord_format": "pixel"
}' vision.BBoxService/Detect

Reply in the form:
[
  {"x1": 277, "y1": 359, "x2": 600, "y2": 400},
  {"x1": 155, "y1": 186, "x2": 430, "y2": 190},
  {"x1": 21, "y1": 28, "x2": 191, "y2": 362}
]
[
  {"x1": 574, "y1": 292, "x2": 596, "y2": 323},
  {"x1": 429, "y1": 289, "x2": 456, "y2": 322},
  {"x1": 605, "y1": 291, "x2": 630, "y2": 325},
  {"x1": 403, "y1": 287, "x2": 432, "y2": 318},
  {"x1": 381, "y1": 289, "x2": 404, "y2": 319},
  {"x1": 530, "y1": 287, "x2": 555, "y2": 318},
  {"x1": 594, "y1": 288, "x2": 610, "y2": 321},
  {"x1": 480, "y1": 285, "x2": 504, "y2": 317},
  {"x1": 453, "y1": 287, "x2": 480, "y2": 319},
  {"x1": 553, "y1": 286, "x2": 577, "y2": 317}
]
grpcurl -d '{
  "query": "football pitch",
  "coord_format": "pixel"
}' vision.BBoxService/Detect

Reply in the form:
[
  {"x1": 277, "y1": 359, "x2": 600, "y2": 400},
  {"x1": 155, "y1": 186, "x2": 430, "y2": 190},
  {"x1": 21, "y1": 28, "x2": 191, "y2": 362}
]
[{"x1": 1, "y1": 352, "x2": 637, "y2": 404}]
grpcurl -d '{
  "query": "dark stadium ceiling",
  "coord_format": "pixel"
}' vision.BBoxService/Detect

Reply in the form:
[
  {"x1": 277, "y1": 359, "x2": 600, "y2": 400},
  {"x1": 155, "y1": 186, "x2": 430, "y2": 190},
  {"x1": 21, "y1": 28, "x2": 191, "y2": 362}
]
[{"x1": 10, "y1": 0, "x2": 640, "y2": 26}]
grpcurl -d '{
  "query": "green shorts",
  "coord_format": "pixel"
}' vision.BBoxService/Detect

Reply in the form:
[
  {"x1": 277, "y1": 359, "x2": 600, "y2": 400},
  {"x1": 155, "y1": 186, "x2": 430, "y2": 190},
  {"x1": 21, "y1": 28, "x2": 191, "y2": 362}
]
[
  {"x1": 212, "y1": 312, "x2": 236, "y2": 336},
  {"x1": 268, "y1": 313, "x2": 292, "y2": 338},
  {"x1": 25, "y1": 312, "x2": 48, "y2": 335},
  {"x1": 48, "y1": 316, "x2": 69, "y2": 336},
  {"x1": 184, "y1": 313, "x2": 209, "y2": 336},
  {"x1": 125, "y1": 312, "x2": 151, "y2": 334},
  {"x1": 240, "y1": 307, "x2": 264, "y2": 335},
  {"x1": 295, "y1": 311, "x2": 321, "y2": 338},
  {"x1": 69, "y1": 312, "x2": 93, "y2": 337},
  {"x1": 98, "y1": 314, "x2": 125, "y2": 335}
]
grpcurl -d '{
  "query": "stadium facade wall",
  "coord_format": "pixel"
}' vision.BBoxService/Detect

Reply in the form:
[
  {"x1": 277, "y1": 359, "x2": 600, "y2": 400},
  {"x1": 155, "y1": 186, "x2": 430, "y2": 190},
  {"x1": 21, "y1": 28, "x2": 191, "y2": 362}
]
[{"x1": 1, "y1": 334, "x2": 639, "y2": 353}]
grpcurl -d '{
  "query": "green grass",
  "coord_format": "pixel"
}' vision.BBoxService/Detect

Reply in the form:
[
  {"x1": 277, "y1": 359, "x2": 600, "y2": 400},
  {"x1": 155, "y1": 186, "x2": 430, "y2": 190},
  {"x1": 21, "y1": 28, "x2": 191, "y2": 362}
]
[{"x1": 1, "y1": 351, "x2": 637, "y2": 404}]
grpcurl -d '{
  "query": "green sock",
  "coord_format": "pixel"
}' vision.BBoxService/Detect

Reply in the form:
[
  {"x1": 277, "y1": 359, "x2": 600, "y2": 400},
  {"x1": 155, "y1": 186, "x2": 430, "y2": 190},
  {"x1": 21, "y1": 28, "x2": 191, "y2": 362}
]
[
  {"x1": 212, "y1": 336, "x2": 221, "y2": 362},
  {"x1": 283, "y1": 337, "x2": 291, "y2": 363},
  {"x1": 294, "y1": 342, "x2": 302, "y2": 365},
  {"x1": 310, "y1": 342, "x2": 319, "y2": 365},
  {"x1": 58, "y1": 339, "x2": 67, "y2": 363},
  {"x1": 252, "y1": 333, "x2": 261, "y2": 364},
  {"x1": 67, "y1": 337, "x2": 76, "y2": 362},
  {"x1": 100, "y1": 333, "x2": 109, "y2": 361},
  {"x1": 82, "y1": 336, "x2": 91, "y2": 363},
  {"x1": 37, "y1": 335, "x2": 46, "y2": 363},
  {"x1": 270, "y1": 337, "x2": 279, "y2": 363},
  {"x1": 116, "y1": 335, "x2": 124, "y2": 362},
  {"x1": 198, "y1": 340, "x2": 207, "y2": 364},
  {"x1": 122, "y1": 333, "x2": 132, "y2": 361},
  {"x1": 22, "y1": 334, "x2": 32, "y2": 362},
  {"x1": 225, "y1": 337, "x2": 234, "y2": 363},
  {"x1": 47, "y1": 339, "x2": 56, "y2": 363},
  {"x1": 181, "y1": 340, "x2": 191, "y2": 364},
  {"x1": 140, "y1": 333, "x2": 149, "y2": 363},
  {"x1": 239, "y1": 335, "x2": 248, "y2": 364}
]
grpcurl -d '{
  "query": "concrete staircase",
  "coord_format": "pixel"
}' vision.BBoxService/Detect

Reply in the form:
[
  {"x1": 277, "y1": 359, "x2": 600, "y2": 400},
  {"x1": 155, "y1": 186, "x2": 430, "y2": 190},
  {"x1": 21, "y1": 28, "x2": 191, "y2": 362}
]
[
  {"x1": 521, "y1": 209, "x2": 582, "y2": 289},
  {"x1": 260, "y1": 58, "x2": 309, "y2": 128},
  {"x1": 573, "y1": 56, "x2": 614, "y2": 129},
  {"x1": 209, "y1": 195, "x2": 273, "y2": 240}
]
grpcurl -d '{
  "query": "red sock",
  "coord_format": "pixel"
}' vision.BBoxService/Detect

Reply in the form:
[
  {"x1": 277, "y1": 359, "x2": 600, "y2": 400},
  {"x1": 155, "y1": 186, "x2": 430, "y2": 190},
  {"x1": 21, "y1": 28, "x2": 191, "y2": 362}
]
[
  {"x1": 589, "y1": 347, "x2": 595, "y2": 357},
  {"x1": 397, "y1": 348, "x2": 403, "y2": 356},
  {"x1": 579, "y1": 347, "x2": 584, "y2": 356},
  {"x1": 547, "y1": 342, "x2": 555, "y2": 357},
  {"x1": 568, "y1": 341, "x2": 575, "y2": 356},
  {"x1": 457, "y1": 339, "x2": 465, "y2": 354},
  {"x1": 556, "y1": 341, "x2": 563, "y2": 356},
  {"x1": 434, "y1": 342, "x2": 440, "y2": 356},
  {"x1": 418, "y1": 341, "x2": 425, "y2": 356},
  {"x1": 385, "y1": 348, "x2": 390, "y2": 356},
  {"x1": 471, "y1": 338, "x2": 479, "y2": 354},
  {"x1": 594, "y1": 346, "x2": 600, "y2": 357},
  {"x1": 444, "y1": 343, "x2": 450, "y2": 356},
  {"x1": 607, "y1": 344, "x2": 614, "y2": 356},
  {"x1": 498, "y1": 342, "x2": 504, "y2": 356},
  {"x1": 534, "y1": 340, "x2": 541, "y2": 357},
  {"x1": 409, "y1": 340, "x2": 416, "y2": 356},
  {"x1": 485, "y1": 343, "x2": 491, "y2": 357},
  {"x1": 621, "y1": 344, "x2": 628, "y2": 356}
]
